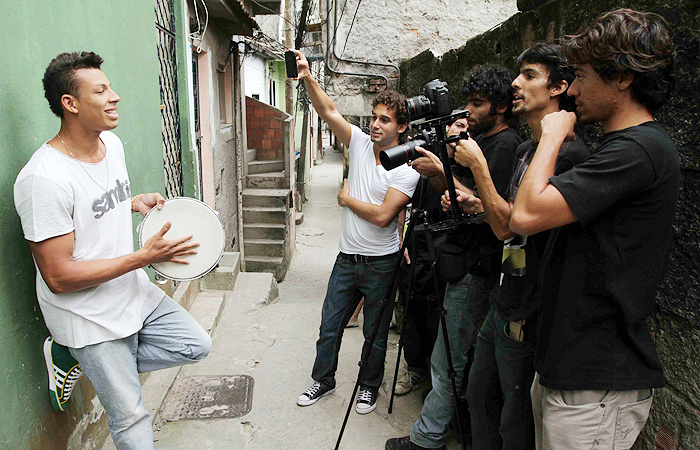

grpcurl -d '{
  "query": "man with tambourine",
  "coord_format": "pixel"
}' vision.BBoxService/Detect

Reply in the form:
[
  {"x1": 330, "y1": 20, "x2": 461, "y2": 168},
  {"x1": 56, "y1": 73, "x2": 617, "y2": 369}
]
[{"x1": 13, "y1": 52, "x2": 211, "y2": 450}]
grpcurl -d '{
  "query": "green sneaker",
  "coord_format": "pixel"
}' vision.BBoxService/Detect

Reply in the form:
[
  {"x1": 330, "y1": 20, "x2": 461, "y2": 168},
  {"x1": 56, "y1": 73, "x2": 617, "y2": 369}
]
[{"x1": 43, "y1": 336, "x2": 82, "y2": 412}]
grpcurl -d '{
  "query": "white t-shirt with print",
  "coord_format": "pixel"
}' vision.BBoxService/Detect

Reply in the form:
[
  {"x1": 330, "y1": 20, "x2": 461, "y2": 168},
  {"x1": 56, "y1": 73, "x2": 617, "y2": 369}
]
[
  {"x1": 338, "y1": 125, "x2": 420, "y2": 256},
  {"x1": 14, "y1": 131, "x2": 165, "y2": 348}
]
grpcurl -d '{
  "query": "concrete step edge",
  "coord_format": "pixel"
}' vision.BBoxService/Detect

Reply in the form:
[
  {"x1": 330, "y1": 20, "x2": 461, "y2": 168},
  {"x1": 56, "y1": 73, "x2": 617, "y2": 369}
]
[
  {"x1": 242, "y1": 206, "x2": 287, "y2": 212},
  {"x1": 245, "y1": 239, "x2": 285, "y2": 245},
  {"x1": 243, "y1": 223, "x2": 286, "y2": 228}
]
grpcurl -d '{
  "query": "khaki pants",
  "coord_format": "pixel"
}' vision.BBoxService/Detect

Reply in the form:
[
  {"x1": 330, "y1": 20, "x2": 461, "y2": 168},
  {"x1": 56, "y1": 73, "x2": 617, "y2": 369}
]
[{"x1": 531, "y1": 373, "x2": 653, "y2": 450}]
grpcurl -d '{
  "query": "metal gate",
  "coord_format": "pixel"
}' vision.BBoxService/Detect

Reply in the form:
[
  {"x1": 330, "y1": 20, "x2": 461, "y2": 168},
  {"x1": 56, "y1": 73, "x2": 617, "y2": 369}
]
[{"x1": 155, "y1": 0, "x2": 183, "y2": 198}]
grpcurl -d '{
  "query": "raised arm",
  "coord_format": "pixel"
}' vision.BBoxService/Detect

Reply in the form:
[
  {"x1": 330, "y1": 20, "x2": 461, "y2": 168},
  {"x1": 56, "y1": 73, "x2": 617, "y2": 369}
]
[
  {"x1": 337, "y1": 180, "x2": 411, "y2": 228},
  {"x1": 510, "y1": 111, "x2": 578, "y2": 235},
  {"x1": 293, "y1": 49, "x2": 351, "y2": 147}
]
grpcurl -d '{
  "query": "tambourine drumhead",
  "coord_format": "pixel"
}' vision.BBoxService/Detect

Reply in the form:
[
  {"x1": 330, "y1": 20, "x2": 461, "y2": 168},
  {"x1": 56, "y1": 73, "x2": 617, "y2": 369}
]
[{"x1": 138, "y1": 197, "x2": 225, "y2": 281}]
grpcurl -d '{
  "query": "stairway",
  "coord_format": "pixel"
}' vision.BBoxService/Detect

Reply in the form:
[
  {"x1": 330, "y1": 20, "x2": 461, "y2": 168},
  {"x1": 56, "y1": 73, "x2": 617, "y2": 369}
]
[{"x1": 242, "y1": 149, "x2": 293, "y2": 282}]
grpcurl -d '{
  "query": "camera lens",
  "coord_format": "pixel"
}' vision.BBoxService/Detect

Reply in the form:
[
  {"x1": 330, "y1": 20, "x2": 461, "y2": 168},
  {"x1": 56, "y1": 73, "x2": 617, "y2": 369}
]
[
  {"x1": 406, "y1": 95, "x2": 431, "y2": 122},
  {"x1": 379, "y1": 139, "x2": 427, "y2": 171}
]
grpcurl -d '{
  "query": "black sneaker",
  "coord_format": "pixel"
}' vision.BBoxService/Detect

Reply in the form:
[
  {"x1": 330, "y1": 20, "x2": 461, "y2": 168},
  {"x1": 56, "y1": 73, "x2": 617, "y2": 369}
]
[
  {"x1": 297, "y1": 382, "x2": 335, "y2": 406},
  {"x1": 385, "y1": 436, "x2": 446, "y2": 450},
  {"x1": 355, "y1": 388, "x2": 377, "y2": 414}
]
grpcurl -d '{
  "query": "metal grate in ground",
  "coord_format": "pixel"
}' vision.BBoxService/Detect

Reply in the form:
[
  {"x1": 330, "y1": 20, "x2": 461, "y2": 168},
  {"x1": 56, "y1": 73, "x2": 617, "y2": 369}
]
[{"x1": 161, "y1": 375, "x2": 254, "y2": 421}]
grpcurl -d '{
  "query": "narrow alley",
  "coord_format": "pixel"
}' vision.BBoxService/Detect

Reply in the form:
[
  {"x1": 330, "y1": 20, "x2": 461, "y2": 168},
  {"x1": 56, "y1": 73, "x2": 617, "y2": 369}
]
[{"x1": 134, "y1": 146, "x2": 461, "y2": 449}]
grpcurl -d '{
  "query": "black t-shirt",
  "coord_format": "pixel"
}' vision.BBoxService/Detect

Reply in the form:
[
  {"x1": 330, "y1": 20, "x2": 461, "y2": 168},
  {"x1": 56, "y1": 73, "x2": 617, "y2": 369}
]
[
  {"x1": 451, "y1": 128, "x2": 523, "y2": 276},
  {"x1": 536, "y1": 121, "x2": 680, "y2": 390},
  {"x1": 492, "y1": 137, "x2": 590, "y2": 322}
]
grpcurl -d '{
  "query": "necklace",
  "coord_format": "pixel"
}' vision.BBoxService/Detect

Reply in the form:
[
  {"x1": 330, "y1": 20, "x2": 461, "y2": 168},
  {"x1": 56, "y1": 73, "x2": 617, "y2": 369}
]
[{"x1": 57, "y1": 134, "x2": 109, "y2": 192}]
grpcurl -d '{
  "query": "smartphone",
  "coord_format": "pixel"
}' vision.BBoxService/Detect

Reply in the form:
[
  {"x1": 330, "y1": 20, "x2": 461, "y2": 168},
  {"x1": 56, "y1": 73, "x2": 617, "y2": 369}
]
[{"x1": 285, "y1": 50, "x2": 298, "y2": 79}]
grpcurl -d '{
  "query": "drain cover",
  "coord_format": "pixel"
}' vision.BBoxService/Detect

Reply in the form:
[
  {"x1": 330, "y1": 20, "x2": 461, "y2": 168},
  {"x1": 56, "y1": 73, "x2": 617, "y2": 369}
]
[{"x1": 161, "y1": 375, "x2": 254, "y2": 421}]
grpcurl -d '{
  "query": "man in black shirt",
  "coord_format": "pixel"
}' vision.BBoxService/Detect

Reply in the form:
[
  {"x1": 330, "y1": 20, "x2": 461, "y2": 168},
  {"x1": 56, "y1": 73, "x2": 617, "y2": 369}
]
[
  {"x1": 387, "y1": 65, "x2": 522, "y2": 450},
  {"x1": 511, "y1": 9, "x2": 678, "y2": 450},
  {"x1": 454, "y1": 43, "x2": 590, "y2": 450}
]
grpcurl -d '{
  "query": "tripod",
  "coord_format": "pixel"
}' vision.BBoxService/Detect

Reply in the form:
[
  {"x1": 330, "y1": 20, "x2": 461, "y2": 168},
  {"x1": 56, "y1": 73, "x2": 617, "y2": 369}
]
[{"x1": 334, "y1": 111, "x2": 483, "y2": 450}]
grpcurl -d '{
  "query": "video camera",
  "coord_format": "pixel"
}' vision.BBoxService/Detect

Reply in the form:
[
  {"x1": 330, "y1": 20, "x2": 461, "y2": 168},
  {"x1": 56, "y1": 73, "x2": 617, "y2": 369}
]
[{"x1": 380, "y1": 79, "x2": 469, "y2": 171}]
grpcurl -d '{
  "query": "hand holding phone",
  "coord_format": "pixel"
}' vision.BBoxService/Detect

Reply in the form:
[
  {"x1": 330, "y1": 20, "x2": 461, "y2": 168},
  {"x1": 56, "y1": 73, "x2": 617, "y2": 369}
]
[{"x1": 285, "y1": 50, "x2": 298, "y2": 79}]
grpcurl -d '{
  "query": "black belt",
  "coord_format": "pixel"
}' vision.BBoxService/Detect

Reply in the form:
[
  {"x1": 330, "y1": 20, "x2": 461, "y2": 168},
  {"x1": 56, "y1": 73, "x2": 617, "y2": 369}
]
[{"x1": 338, "y1": 251, "x2": 398, "y2": 263}]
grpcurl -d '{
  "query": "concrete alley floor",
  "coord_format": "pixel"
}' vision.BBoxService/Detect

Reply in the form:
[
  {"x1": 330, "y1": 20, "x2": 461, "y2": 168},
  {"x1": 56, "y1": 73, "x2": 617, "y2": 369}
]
[{"x1": 151, "y1": 145, "x2": 464, "y2": 450}]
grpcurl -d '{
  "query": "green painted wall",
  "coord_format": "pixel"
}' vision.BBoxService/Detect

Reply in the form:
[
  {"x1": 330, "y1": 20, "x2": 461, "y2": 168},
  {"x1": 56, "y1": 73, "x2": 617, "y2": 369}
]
[{"x1": 0, "y1": 1, "x2": 165, "y2": 448}]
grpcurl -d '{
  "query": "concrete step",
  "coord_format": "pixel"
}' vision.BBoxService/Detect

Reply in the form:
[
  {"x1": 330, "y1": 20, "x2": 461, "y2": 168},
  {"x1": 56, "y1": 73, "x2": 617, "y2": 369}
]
[
  {"x1": 246, "y1": 171, "x2": 285, "y2": 189},
  {"x1": 245, "y1": 255, "x2": 284, "y2": 274},
  {"x1": 228, "y1": 271, "x2": 279, "y2": 313},
  {"x1": 200, "y1": 251, "x2": 241, "y2": 291},
  {"x1": 243, "y1": 223, "x2": 286, "y2": 240},
  {"x1": 242, "y1": 206, "x2": 286, "y2": 224},
  {"x1": 242, "y1": 188, "x2": 290, "y2": 208},
  {"x1": 248, "y1": 159, "x2": 284, "y2": 174},
  {"x1": 189, "y1": 291, "x2": 226, "y2": 335},
  {"x1": 246, "y1": 148, "x2": 256, "y2": 164},
  {"x1": 245, "y1": 238, "x2": 285, "y2": 258}
]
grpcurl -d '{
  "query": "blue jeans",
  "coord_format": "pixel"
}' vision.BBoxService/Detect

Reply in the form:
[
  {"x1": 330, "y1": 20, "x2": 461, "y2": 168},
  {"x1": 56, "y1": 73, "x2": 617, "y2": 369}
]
[
  {"x1": 311, "y1": 253, "x2": 397, "y2": 394},
  {"x1": 467, "y1": 308, "x2": 535, "y2": 450},
  {"x1": 411, "y1": 273, "x2": 495, "y2": 448},
  {"x1": 69, "y1": 296, "x2": 212, "y2": 450}
]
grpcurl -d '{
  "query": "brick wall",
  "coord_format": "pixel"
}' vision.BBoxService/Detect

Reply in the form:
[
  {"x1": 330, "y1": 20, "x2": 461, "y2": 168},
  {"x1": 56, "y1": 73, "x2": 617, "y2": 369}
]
[{"x1": 246, "y1": 96, "x2": 286, "y2": 160}]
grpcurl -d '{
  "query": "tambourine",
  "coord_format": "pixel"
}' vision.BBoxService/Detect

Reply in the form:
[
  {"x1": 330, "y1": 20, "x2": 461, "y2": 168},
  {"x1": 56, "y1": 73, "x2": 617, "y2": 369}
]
[{"x1": 138, "y1": 197, "x2": 225, "y2": 281}]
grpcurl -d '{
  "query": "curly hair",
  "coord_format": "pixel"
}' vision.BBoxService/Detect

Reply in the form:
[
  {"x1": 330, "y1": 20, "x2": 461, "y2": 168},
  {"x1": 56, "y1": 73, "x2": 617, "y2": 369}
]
[
  {"x1": 462, "y1": 65, "x2": 515, "y2": 120},
  {"x1": 517, "y1": 43, "x2": 576, "y2": 111},
  {"x1": 43, "y1": 52, "x2": 104, "y2": 117},
  {"x1": 372, "y1": 89, "x2": 408, "y2": 125},
  {"x1": 563, "y1": 8, "x2": 675, "y2": 112}
]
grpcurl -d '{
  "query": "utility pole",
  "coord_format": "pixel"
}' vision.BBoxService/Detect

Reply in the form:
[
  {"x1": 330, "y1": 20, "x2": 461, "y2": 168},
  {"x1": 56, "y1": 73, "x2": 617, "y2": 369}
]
[{"x1": 284, "y1": 0, "x2": 294, "y2": 115}]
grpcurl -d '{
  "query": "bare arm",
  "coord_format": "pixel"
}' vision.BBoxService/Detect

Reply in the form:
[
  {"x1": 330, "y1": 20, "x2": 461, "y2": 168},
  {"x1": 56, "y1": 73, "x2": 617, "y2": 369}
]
[
  {"x1": 411, "y1": 147, "x2": 474, "y2": 198},
  {"x1": 441, "y1": 188, "x2": 484, "y2": 215},
  {"x1": 510, "y1": 111, "x2": 579, "y2": 235},
  {"x1": 30, "y1": 193, "x2": 197, "y2": 294},
  {"x1": 454, "y1": 138, "x2": 514, "y2": 240},
  {"x1": 293, "y1": 49, "x2": 351, "y2": 147},
  {"x1": 337, "y1": 180, "x2": 411, "y2": 228}
]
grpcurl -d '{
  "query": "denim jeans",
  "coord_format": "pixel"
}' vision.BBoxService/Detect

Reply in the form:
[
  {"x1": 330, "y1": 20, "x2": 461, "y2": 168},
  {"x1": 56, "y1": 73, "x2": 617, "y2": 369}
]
[
  {"x1": 466, "y1": 308, "x2": 536, "y2": 450},
  {"x1": 311, "y1": 253, "x2": 397, "y2": 394},
  {"x1": 69, "y1": 296, "x2": 212, "y2": 450},
  {"x1": 411, "y1": 273, "x2": 495, "y2": 448}
]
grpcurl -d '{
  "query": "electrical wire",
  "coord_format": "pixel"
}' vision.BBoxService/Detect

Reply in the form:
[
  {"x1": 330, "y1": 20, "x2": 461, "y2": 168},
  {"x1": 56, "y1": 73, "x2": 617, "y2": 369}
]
[
  {"x1": 189, "y1": 0, "x2": 209, "y2": 53},
  {"x1": 339, "y1": 0, "x2": 361, "y2": 58},
  {"x1": 250, "y1": 0, "x2": 299, "y2": 32}
]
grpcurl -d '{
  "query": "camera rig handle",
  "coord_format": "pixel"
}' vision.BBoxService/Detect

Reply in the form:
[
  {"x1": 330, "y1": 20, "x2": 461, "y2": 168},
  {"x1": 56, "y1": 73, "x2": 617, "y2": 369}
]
[{"x1": 410, "y1": 109, "x2": 470, "y2": 220}]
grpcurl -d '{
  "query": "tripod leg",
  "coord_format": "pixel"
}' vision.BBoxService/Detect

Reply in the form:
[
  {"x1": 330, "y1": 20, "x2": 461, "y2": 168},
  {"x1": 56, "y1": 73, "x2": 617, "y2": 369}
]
[
  {"x1": 424, "y1": 235, "x2": 469, "y2": 450},
  {"x1": 334, "y1": 226, "x2": 417, "y2": 450},
  {"x1": 389, "y1": 223, "x2": 421, "y2": 413}
]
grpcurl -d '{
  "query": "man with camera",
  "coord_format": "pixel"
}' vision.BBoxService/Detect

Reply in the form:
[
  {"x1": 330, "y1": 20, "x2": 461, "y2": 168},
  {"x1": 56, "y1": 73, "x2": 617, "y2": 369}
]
[
  {"x1": 510, "y1": 9, "x2": 678, "y2": 449},
  {"x1": 454, "y1": 43, "x2": 590, "y2": 450},
  {"x1": 291, "y1": 50, "x2": 420, "y2": 414},
  {"x1": 386, "y1": 65, "x2": 522, "y2": 450}
]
